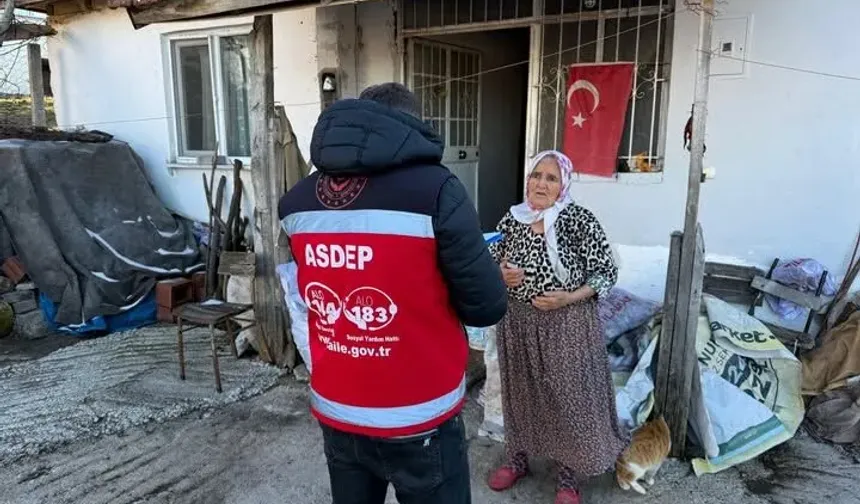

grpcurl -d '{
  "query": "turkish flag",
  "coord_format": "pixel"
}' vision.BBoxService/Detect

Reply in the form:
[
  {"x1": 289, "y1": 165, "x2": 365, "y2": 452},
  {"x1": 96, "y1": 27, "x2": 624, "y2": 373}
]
[{"x1": 562, "y1": 63, "x2": 635, "y2": 178}]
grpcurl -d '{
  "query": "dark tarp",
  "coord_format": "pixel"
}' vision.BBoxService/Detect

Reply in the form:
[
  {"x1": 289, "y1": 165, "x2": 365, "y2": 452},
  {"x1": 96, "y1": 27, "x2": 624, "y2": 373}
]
[{"x1": 0, "y1": 139, "x2": 202, "y2": 326}]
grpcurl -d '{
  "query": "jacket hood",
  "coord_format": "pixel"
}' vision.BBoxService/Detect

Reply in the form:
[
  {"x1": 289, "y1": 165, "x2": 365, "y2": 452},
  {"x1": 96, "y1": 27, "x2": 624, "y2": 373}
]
[{"x1": 309, "y1": 99, "x2": 444, "y2": 176}]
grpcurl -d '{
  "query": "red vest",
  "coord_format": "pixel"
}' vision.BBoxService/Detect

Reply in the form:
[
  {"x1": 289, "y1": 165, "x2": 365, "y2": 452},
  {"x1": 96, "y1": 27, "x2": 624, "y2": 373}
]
[{"x1": 284, "y1": 208, "x2": 468, "y2": 437}]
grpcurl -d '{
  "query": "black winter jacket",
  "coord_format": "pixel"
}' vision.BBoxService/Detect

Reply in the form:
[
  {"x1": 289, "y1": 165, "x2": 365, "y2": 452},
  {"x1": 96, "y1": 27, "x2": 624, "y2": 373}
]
[{"x1": 280, "y1": 99, "x2": 507, "y2": 328}]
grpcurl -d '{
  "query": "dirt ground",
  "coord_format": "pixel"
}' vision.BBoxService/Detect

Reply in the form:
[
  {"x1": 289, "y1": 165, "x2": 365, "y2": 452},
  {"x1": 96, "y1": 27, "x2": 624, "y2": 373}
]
[
  {"x1": 1, "y1": 328, "x2": 859, "y2": 504},
  {"x1": 1, "y1": 383, "x2": 858, "y2": 504}
]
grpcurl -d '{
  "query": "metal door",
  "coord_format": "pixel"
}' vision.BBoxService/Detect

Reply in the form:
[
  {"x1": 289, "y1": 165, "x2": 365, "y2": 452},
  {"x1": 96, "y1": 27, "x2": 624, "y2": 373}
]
[{"x1": 407, "y1": 39, "x2": 481, "y2": 206}]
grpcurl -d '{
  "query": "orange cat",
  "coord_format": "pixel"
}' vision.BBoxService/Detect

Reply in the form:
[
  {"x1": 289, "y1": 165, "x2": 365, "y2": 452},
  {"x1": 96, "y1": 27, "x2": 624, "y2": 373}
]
[{"x1": 615, "y1": 416, "x2": 671, "y2": 495}]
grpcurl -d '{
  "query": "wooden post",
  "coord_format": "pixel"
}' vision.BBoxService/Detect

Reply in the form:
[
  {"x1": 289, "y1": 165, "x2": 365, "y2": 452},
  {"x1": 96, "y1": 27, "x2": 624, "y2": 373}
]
[
  {"x1": 249, "y1": 15, "x2": 288, "y2": 367},
  {"x1": 655, "y1": 232, "x2": 682, "y2": 412},
  {"x1": 28, "y1": 43, "x2": 47, "y2": 127},
  {"x1": 656, "y1": 0, "x2": 714, "y2": 457}
]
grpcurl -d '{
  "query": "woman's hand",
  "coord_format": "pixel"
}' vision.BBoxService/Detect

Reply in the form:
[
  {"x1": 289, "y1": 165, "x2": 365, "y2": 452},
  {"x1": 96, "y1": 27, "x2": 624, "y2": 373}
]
[
  {"x1": 501, "y1": 261, "x2": 525, "y2": 289},
  {"x1": 532, "y1": 286, "x2": 596, "y2": 311},
  {"x1": 532, "y1": 291, "x2": 575, "y2": 311}
]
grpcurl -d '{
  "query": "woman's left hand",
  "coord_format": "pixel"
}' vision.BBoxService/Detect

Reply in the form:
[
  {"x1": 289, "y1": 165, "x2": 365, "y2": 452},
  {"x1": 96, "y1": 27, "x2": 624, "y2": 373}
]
[{"x1": 532, "y1": 291, "x2": 574, "y2": 311}]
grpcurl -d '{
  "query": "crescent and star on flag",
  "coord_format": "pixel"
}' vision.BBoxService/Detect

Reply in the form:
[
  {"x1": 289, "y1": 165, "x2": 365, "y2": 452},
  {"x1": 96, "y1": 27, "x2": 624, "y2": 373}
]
[{"x1": 566, "y1": 79, "x2": 601, "y2": 128}]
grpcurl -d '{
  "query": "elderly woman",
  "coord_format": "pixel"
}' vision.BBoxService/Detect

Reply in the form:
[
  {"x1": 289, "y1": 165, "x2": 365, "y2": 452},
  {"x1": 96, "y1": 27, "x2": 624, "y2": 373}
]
[{"x1": 487, "y1": 151, "x2": 628, "y2": 504}]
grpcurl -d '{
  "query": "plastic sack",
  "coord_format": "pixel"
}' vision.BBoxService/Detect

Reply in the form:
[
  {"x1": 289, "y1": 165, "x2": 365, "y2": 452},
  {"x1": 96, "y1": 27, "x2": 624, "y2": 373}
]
[
  {"x1": 483, "y1": 232, "x2": 502, "y2": 245},
  {"x1": 598, "y1": 288, "x2": 662, "y2": 342},
  {"x1": 465, "y1": 326, "x2": 489, "y2": 350},
  {"x1": 276, "y1": 262, "x2": 312, "y2": 372},
  {"x1": 766, "y1": 258, "x2": 838, "y2": 320},
  {"x1": 608, "y1": 323, "x2": 653, "y2": 373},
  {"x1": 226, "y1": 276, "x2": 257, "y2": 356},
  {"x1": 690, "y1": 295, "x2": 804, "y2": 475},
  {"x1": 614, "y1": 330, "x2": 658, "y2": 432},
  {"x1": 805, "y1": 383, "x2": 860, "y2": 445},
  {"x1": 478, "y1": 325, "x2": 505, "y2": 442}
]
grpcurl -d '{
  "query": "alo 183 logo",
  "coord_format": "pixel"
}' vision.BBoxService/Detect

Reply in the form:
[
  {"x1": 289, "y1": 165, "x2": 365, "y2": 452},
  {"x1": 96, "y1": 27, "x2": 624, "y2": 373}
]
[{"x1": 343, "y1": 287, "x2": 398, "y2": 332}]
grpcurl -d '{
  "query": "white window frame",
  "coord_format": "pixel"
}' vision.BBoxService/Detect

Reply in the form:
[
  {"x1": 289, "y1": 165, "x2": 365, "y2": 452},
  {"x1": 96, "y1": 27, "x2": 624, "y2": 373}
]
[{"x1": 162, "y1": 24, "x2": 253, "y2": 167}]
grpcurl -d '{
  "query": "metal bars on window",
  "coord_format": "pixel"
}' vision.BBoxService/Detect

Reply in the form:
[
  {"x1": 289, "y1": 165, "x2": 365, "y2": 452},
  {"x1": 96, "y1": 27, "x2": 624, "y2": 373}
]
[
  {"x1": 401, "y1": 0, "x2": 534, "y2": 32},
  {"x1": 536, "y1": 0, "x2": 672, "y2": 173},
  {"x1": 399, "y1": 0, "x2": 673, "y2": 175},
  {"x1": 408, "y1": 39, "x2": 480, "y2": 151}
]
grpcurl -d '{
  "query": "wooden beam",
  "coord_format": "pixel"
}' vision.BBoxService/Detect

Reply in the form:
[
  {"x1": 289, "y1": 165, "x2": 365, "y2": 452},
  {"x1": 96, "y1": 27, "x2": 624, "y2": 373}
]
[
  {"x1": 702, "y1": 262, "x2": 765, "y2": 306},
  {"x1": 8, "y1": 0, "x2": 47, "y2": 8},
  {"x1": 655, "y1": 230, "x2": 682, "y2": 418},
  {"x1": 702, "y1": 277, "x2": 756, "y2": 305},
  {"x1": 751, "y1": 276, "x2": 829, "y2": 313},
  {"x1": 129, "y1": 0, "x2": 313, "y2": 26},
  {"x1": 667, "y1": 225, "x2": 705, "y2": 457},
  {"x1": 0, "y1": 23, "x2": 55, "y2": 43},
  {"x1": 249, "y1": 14, "x2": 289, "y2": 367},
  {"x1": 217, "y1": 251, "x2": 256, "y2": 277},
  {"x1": 28, "y1": 43, "x2": 47, "y2": 127},
  {"x1": 270, "y1": 106, "x2": 296, "y2": 368},
  {"x1": 704, "y1": 262, "x2": 764, "y2": 281},
  {"x1": 763, "y1": 322, "x2": 815, "y2": 351}
]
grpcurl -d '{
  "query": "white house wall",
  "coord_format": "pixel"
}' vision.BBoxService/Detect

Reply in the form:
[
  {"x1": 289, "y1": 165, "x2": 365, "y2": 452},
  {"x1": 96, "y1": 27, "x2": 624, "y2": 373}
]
[
  {"x1": 46, "y1": 0, "x2": 859, "y2": 301},
  {"x1": 47, "y1": 7, "x2": 320, "y2": 223}
]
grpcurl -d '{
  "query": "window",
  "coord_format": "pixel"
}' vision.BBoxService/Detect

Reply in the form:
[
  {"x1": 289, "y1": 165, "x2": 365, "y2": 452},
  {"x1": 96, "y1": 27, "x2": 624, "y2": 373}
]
[
  {"x1": 536, "y1": 6, "x2": 673, "y2": 175},
  {"x1": 398, "y1": 0, "x2": 674, "y2": 178},
  {"x1": 407, "y1": 39, "x2": 482, "y2": 205},
  {"x1": 166, "y1": 28, "x2": 251, "y2": 162}
]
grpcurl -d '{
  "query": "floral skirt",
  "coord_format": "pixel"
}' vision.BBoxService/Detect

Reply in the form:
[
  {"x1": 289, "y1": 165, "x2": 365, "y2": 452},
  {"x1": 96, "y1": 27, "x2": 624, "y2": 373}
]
[{"x1": 497, "y1": 297, "x2": 629, "y2": 474}]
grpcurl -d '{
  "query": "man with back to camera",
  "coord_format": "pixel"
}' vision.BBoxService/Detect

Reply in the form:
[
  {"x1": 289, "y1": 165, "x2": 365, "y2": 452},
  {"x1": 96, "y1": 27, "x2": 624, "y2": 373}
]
[{"x1": 278, "y1": 82, "x2": 507, "y2": 504}]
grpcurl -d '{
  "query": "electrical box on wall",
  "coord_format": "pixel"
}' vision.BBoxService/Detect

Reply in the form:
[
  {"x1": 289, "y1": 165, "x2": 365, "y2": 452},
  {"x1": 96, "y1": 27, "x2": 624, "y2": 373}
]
[{"x1": 710, "y1": 16, "x2": 751, "y2": 77}]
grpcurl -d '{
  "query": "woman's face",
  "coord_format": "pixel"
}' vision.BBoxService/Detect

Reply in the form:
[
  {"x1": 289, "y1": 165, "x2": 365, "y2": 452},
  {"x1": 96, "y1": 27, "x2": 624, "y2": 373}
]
[{"x1": 527, "y1": 157, "x2": 563, "y2": 210}]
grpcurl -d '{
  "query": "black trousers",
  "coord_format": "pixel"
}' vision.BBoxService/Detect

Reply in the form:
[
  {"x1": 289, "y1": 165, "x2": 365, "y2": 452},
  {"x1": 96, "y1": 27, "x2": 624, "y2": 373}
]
[{"x1": 320, "y1": 415, "x2": 471, "y2": 504}]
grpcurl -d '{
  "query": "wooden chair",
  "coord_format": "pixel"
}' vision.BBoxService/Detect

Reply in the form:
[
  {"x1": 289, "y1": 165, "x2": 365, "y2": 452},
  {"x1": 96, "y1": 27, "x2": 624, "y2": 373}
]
[{"x1": 175, "y1": 252, "x2": 256, "y2": 393}]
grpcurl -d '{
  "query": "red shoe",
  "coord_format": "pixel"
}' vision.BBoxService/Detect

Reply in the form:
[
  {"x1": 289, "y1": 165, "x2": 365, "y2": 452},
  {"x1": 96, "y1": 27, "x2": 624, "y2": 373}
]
[
  {"x1": 487, "y1": 466, "x2": 527, "y2": 491},
  {"x1": 554, "y1": 489, "x2": 581, "y2": 504}
]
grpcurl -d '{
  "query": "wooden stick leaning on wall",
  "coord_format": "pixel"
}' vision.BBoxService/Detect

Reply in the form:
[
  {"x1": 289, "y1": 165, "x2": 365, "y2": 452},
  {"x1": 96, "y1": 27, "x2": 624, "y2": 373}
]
[
  {"x1": 202, "y1": 146, "x2": 219, "y2": 298},
  {"x1": 249, "y1": 14, "x2": 286, "y2": 367},
  {"x1": 222, "y1": 160, "x2": 244, "y2": 253},
  {"x1": 208, "y1": 176, "x2": 226, "y2": 298},
  {"x1": 203, "y1": 158, "x2": 247, "y2": 299}
]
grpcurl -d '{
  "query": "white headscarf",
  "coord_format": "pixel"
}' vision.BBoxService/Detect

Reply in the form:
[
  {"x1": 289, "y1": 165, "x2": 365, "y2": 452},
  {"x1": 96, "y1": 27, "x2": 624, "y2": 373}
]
[{"x1": 510, "y1": 150, "x2": 576, "y2": 284}]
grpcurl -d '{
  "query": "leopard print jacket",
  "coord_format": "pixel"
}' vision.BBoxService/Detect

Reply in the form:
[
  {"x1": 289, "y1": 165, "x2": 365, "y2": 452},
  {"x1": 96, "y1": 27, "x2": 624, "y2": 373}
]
[{"x1": 489, "y1": 205, "x2": 618, "y2": 303}]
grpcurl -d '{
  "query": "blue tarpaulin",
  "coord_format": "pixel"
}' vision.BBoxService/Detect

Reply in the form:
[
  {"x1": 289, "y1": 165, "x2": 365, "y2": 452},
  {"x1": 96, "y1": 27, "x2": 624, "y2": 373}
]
[{"x1": 39, "y1": 291, "x2": 156, "y2": 336}]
